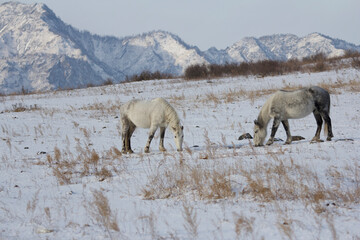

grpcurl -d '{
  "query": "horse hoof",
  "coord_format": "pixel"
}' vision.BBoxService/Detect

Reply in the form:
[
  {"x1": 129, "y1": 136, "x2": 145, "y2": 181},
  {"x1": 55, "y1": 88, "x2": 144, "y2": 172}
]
[
  {"x1": 144, "y1": 149, "x2": 150, "y2": 153},
  {"x1": 122, "y1": 149, "x2": 133, "y2": 154},
  {"x1": 311, "y1": 138, "x2": 324, "y2": 143}
]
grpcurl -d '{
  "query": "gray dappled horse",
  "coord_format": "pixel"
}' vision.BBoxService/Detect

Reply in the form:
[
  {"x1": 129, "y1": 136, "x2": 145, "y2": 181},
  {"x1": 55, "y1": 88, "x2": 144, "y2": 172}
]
[
  {"x1": 120, "y1": 98, "x2": 184, "y2": 153},
  {"x1": 253, "y1": 86, "x2": 333, "y2": 146}
]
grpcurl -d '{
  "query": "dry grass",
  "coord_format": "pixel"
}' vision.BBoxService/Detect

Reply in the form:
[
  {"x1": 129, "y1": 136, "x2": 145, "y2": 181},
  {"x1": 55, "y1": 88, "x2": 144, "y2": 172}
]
[
  {"x1": 235, "y1": 152, "x2": 360, "y2": 204},
  {"x1": 319, "y1": 77, "x2": 360, "y2": 94},
  {"x1": 142, "y1": 159, "x2": 234, "y2": 200},
  {"x1": 6, "y1": 103, "x2": 41, "y2": 113},
  {"x1": 195, "y1": 74, "x2": 360, "y2": 107},
  {"x1": 47, "y1": 142, "x2": 124, "y2": 185},
  {"x1": 182, "y1": 201, "x2": 199, "y2": 239},
  {"x1": 136, "y1": 142, "x2": 360, "y2": 239},
  {"x1": 87, "y1": 190, "x2": 120, "y2": 236},
  {"x1": 233, "y1": 213, "x2": 254, "y2": 239},
  {"x1": 203, "y1": 92, "x2": 221, "y2": 106},
  {"x1": 81, "y1": 99, "x2": 122, "y2": 117},
  {"x1": 141, "y1": 137, "x2": 360, "y2": 224},
  {"x1": 141, "y1": 136, "x2": 236, "y2": 201}
]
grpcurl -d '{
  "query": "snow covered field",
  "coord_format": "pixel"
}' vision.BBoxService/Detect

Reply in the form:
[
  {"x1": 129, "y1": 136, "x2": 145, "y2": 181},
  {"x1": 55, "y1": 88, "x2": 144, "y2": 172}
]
[{"x1": 1, "y1": 68, "x2": 360, "y2": 239}]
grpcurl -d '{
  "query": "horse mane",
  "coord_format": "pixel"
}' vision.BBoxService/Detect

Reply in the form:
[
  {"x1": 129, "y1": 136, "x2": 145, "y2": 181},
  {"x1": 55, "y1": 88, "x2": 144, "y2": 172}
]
[{"x1": 160, "y1": 98, "x2": 180, "y2": 125}]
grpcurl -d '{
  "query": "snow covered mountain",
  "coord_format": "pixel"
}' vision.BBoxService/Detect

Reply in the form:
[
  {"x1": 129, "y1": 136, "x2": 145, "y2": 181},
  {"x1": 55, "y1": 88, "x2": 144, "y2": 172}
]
[
  {"x1": 205, "y1": 33, "x2": 360, "y2": 64},
  {"x1": 0, "y1": 2, "x2": 359, "y2": 94},
  {"x1": 0, "y1": 2, "x2": 206, "y2": 94}
]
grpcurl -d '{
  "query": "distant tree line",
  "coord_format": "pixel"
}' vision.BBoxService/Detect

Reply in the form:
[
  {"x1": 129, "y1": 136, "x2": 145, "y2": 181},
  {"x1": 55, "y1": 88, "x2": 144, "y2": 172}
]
[
  {"x1": 125, "y1": 71, "x2": 174, "y2": 82},
  {"x1": 184, "y1": 50, "x2": 360, "y2": 80},
  {"x1": 95, "y1": 50, "x2": 360, "y2": 87}
]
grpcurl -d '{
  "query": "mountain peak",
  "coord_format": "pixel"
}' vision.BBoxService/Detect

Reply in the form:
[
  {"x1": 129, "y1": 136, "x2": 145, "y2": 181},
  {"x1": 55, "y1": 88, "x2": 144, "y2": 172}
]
[
  {"x1": 0, "y1": 1, "x2": 48, "y2": 15},
  {"x1": 1, "y1": 2, "x2": 360, "y2": 94}
]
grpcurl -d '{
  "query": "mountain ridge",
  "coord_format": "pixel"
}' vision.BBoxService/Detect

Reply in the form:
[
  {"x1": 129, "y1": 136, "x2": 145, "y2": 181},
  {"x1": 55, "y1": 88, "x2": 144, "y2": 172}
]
[{"x1": 1, "y1": 2, "x2": 359, "y2": 94}]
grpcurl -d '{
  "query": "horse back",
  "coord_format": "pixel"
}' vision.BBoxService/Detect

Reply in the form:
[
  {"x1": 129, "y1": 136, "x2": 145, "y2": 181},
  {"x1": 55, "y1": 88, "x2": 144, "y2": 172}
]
[
  {"x1": 269, "y1": 89, "x2": 314, "y2": 119},
  {"x1": 120, "y1": 98, "x2": 167, "y2": 128}
]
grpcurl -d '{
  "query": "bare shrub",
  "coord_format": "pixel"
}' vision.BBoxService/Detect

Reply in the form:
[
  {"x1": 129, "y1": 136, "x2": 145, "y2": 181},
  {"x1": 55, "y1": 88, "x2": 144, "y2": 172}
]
[
  {"x1": 183, "y1": 51, "x2": 358, "y2": 81},
  {"x1": 253, "y1": 60, "x2": 282, "y2": 77},
  {"x1": 351, "y1": 57, "x2": 360, "y2": 69},
  {"x1": 302, "y1": 53, "x2": 327, "y2": 64},
  {"x1": 184, "y1": 64, "x2": 208, "y2": 80},
  {"x1": 313, "y1": 62, "x2": 328, "y2": 72},
  {"x1": 126, "y1": 70, "x2": 174, "y2": 82},
  {"x1": 103, "y1": 78, "x2": 113, "y2": 86}
]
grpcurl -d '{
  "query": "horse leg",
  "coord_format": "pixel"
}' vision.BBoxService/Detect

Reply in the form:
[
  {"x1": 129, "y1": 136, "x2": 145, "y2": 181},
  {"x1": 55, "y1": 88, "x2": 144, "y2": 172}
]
[
  {"x1": 121, "y1": 131, "x2": 127, "y2": 153},
  {"x1": 159, "y1": 127, "x2": 166, "y2": 152},
  {"x1": 144, "y1": 126, "x2": 158, "y2": 153},
  {"x1": 266, "y1": 118, "x2": 280, "y2": 145},
  {"x1": 321, "y1": 112, "x2": 334, "y2": 141},
  {"x1": 127, "y1": 122, "x2": 136, "y2": 154},
  {"x1": 311, "y1": 111, "x2": 323, "y2": 142},
  {"x1": 121, "y1": 121, "x2": 130, "y2": 153},
  {"x1": 281, "y1": 120, "x2": 292, "y2": 144}
]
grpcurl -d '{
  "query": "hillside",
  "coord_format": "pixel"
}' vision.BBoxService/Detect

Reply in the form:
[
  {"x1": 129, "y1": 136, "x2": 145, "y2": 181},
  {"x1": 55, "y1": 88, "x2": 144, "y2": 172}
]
[
  {"x1": 1, "y1": 2, "x2": 360, "y2": 94},
  {"x1": 0, "y1": 68, "x2": 360, "y2": 239}
]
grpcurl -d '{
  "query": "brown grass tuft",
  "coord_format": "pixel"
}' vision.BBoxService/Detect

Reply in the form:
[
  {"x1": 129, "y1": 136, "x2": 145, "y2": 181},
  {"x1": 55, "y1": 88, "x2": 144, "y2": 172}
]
[
  {"x1": 182, "y1": 201, "x2": 199, "y2": 239},
  {"x1": 88, "y1": 190, "x2": 120, "y2": 233},
  {"x1": 233, "y1": 213, "x2": 254, "y2": 239}
]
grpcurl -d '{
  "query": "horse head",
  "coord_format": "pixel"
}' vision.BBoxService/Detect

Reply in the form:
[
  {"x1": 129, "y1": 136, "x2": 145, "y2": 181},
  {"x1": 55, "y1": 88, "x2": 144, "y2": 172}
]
[
  {"x1": 172, "y1": 125, "x2": 184, "y2": 151},
  {"x1": 253, "y1": 119, "x2": 266, "y2": 147}
]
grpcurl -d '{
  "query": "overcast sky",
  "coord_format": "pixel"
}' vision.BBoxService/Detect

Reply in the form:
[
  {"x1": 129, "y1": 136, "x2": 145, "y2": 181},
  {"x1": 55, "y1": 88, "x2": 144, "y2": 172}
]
[{"x1": 2, "y1": 0, "x2": 359, "y2": 50}]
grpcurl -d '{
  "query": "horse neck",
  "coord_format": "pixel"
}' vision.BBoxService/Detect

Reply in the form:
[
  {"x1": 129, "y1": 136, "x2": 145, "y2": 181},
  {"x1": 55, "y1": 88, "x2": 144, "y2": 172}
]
[
  {"x1": 165, "y1": 105, "x2": 179, "y2": 128},
  {"x1": 258, "y1": 104, "x2": 271, "y2": 129}
]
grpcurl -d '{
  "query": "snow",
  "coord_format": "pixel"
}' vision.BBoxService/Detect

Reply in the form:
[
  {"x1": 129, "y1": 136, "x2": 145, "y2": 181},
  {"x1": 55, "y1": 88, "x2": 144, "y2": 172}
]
[{"x1": 1, "y1": 68, "x2": 360, "y2": 239}]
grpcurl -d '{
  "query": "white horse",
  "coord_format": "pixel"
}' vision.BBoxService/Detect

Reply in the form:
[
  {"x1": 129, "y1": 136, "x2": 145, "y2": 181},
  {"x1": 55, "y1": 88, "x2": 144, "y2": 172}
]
[
  {"x1": 253, "y1": 86, "x2": 333, "y2": 146},
  {"x1": 120, "y1": 98, "x2": 184, "y2": 153}
]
